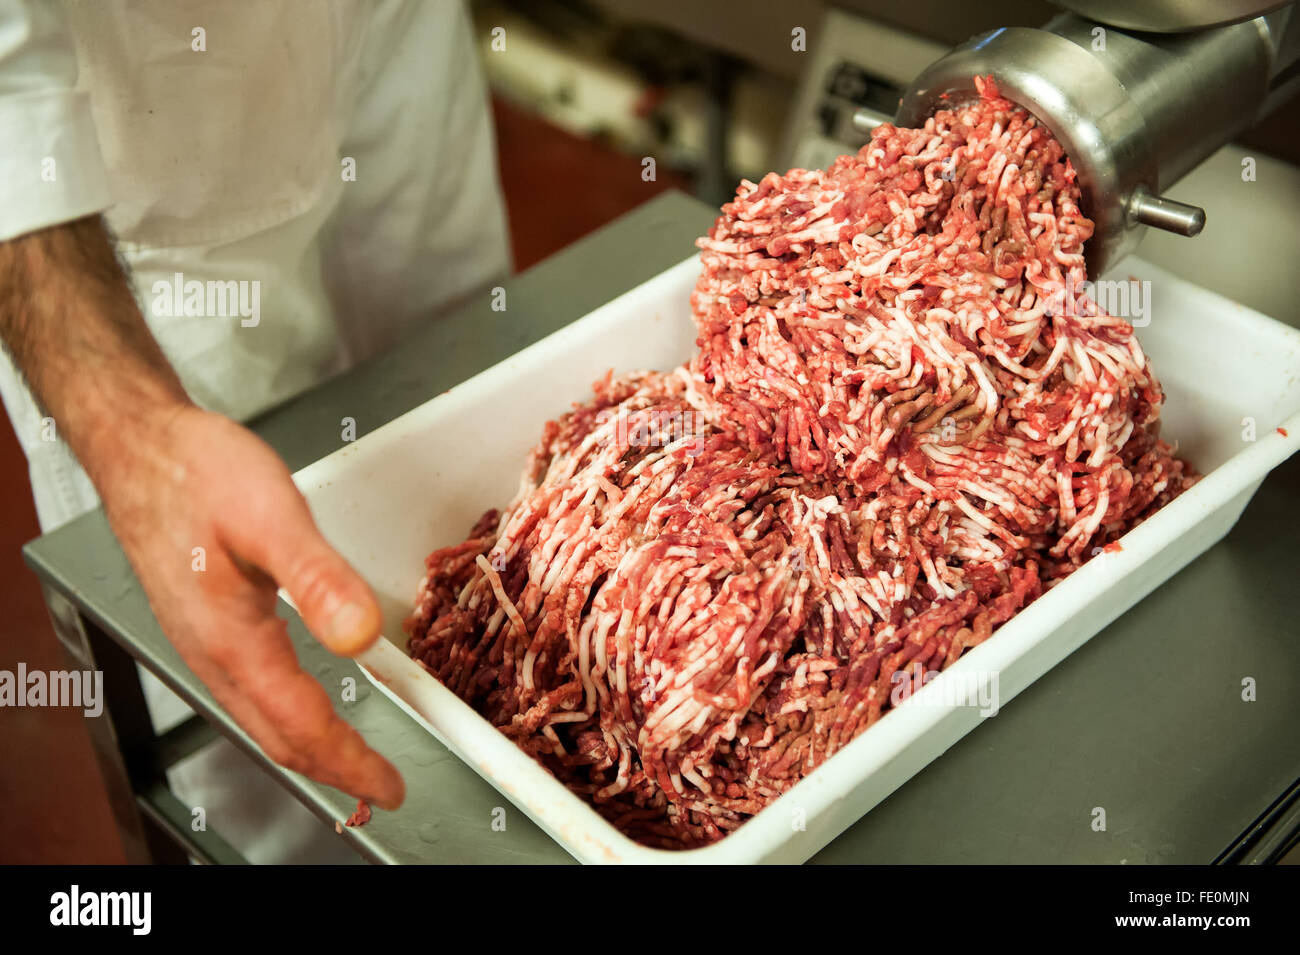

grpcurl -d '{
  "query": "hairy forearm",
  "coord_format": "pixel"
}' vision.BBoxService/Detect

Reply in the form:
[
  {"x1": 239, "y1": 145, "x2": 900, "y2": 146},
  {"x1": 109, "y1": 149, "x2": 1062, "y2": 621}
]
[{"x1": 0, "y1": 216, "x2": 192, "y2": 486}]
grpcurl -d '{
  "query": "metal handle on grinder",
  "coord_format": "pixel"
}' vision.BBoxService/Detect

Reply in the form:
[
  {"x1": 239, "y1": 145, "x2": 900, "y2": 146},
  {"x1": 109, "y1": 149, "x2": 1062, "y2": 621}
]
[
  {"x1": 1128, "y1": 188, "x2": 1206, "y2": 236},
  {"x1": 851, "y1": 107, "x2": 891, "y2": 134}
]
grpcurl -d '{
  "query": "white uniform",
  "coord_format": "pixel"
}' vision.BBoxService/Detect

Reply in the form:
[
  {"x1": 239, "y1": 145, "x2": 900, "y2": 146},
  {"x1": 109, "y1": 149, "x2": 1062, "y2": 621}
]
[{"x1": 0, "y1": 0, "x2": 510, "y2": 862}]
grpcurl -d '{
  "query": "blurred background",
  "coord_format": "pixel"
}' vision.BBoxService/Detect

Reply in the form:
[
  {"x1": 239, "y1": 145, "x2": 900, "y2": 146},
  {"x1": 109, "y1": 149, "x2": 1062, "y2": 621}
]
[{"x1": 4, "y1": 0, "x2": 1298, "y2": 862}]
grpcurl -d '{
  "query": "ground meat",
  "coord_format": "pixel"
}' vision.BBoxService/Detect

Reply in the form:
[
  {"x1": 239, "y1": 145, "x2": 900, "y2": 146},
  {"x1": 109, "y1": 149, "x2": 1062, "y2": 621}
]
[
  {"x1": 405, "y1": 78, "x2": 1197, "y2": 848},
  {"x1": 336, "y1": 799, "x2": 372, "y2": 833}
]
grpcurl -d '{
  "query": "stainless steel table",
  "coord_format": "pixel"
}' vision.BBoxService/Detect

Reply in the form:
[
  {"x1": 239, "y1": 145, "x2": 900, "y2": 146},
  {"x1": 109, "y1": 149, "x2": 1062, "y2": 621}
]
[{"x1": 25, "y1": 191, "x2": 1300, "y2": 864}]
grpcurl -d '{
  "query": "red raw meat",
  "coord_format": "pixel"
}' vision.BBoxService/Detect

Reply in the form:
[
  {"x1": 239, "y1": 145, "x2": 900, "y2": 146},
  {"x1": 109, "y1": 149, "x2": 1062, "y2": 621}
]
[{"x1": 405, "y1": 78, "x2": 1196, "y2": 848}]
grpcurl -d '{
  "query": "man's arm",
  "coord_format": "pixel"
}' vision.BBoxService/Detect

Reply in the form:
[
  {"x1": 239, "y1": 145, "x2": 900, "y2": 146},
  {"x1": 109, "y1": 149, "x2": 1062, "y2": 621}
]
[
  {"x1": 0, "y1": 216, "x2": 189, "y2": 458},
  {"x1": 0, "y1": 216, "x2": 404, "y2": 809}
]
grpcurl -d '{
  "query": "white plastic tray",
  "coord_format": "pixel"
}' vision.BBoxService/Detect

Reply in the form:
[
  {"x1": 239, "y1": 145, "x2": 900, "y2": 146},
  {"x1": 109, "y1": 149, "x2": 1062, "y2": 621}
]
[{"x1": 292, "y1": 255, "x2": 1300, "y2": 863}]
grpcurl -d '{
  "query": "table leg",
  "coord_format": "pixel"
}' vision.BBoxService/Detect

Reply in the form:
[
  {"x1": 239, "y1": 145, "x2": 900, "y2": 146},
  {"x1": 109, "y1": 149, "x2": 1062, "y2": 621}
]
[{"x1": 41, "y1": 584, "x2": 187, "y2": 863}]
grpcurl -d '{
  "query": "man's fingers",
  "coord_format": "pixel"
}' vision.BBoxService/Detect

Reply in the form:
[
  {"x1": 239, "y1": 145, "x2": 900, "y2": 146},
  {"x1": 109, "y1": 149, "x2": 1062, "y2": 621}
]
[
  {"x1": 266, "y1": 671, "x2": 406, "y2": 810},
  {"x1": 210, "y1": 616, "x2": 405, "y2": 809},
  {"x1": 281, "y1": 542, "x2": 382, "y2": 657},
  {"x1": 186, "y1": 653, "x2": 300, "y2": 777}
]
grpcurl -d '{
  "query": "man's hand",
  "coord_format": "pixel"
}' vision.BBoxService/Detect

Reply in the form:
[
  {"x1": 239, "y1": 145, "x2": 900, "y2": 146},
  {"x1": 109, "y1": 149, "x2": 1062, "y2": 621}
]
[
  {"x1": 100, "y1": 405, "x2": 404, "y2": 808},
  {"x1": 0, "y1": 216, "x2": 404, "y2": 809}
]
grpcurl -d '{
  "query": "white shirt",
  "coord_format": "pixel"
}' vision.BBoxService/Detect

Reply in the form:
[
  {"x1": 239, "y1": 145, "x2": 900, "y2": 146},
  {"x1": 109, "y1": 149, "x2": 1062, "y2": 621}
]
[{"x1": 0, "y1": 0, "x2": 511, "y2": 528}]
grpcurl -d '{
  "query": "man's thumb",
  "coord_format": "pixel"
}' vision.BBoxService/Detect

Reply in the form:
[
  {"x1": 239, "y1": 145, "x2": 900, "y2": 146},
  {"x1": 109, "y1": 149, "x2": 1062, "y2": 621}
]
[{"x1": 261, "y1": 517, "x2": 383, "y2": 657}]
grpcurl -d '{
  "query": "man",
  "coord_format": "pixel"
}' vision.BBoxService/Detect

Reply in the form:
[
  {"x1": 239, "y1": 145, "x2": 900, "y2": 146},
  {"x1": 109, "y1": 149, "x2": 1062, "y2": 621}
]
[{"x1": 0, "y1": 0, "x2": 511, "y2": 856}]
